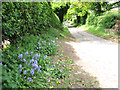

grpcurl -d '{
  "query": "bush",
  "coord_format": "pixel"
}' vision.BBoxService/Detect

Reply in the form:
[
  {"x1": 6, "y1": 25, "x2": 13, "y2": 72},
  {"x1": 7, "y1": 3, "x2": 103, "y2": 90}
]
[
  {"x1": 86, "y1": 12, "x2": 120, "y2": 29},
  {"x1": 2, "y1": 2, "x2": 61, "y2": 44},
  {"x1": 86, "y1": 15, "x2": 96, "y2": 26},
  {"x1": 97, "y1": 13, "x2": 120, "y2": 28}
]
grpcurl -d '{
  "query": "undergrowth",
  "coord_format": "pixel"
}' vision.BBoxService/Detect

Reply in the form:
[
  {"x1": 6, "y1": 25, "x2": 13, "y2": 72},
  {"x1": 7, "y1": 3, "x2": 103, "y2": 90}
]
[{"x1": 1, "y1": 24, "x2": 73, "y2": 88}]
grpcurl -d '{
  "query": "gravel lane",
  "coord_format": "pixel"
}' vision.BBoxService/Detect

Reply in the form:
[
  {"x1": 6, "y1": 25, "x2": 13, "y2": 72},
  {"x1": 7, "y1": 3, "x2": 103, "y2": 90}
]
[{"x1": 67, "y1": 27, "x2": 118, "y2": 88}]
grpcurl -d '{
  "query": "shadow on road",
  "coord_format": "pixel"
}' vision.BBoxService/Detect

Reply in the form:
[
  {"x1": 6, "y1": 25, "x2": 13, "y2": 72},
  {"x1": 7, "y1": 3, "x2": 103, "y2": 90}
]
[
  {"x1": 67, "y1": 25, "x2": 77, "y2": 28},
  {"x1": 64, "y1": 21, "x2": 77, "y2": 28}
]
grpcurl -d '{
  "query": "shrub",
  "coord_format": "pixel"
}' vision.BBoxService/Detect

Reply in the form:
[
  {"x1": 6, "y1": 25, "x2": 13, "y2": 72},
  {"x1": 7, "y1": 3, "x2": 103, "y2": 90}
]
[
  {"x1": 97, "y1": 13, "x2": 120, "y2": 28},
  {"x1": 86, "y1": 12, "x2": 120, "y2": 29},
  {"x1": 86, "y1": 15, "x2": 96, "y2": 26},
  {"x1": 2, "y1": 2, "x2": 61, "y2": 44}
]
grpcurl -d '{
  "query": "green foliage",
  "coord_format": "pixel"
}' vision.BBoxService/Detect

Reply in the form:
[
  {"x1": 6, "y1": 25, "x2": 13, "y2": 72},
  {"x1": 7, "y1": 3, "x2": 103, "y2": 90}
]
[
  {"x1": 51, "y1": 2, "x2": 70, "y2": 23},
  {"x1": 2, "y1": 2, "x2": 60, "y2": 44},
  {"x1": 86, "y1": 11, "x2": 120, "y2": 29},
  {"x1": 97, "y1": 14, "x2": 118, "y2": 28},
  {"x1": 2, "y1": 33, "x2": 69, "y2": 88},
  {"x1": 86, "y1": 15, "x2": 95, "y2": 26},
  {"x1": 86, "y1": 25, "x2": 118, "y2": 39}
]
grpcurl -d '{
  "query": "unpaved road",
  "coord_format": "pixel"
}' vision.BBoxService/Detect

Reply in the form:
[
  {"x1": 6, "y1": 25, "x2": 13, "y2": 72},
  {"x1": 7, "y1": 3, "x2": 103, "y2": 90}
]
[{"x1": 65, "y1": 26, "x2": 118, "y2": 88}]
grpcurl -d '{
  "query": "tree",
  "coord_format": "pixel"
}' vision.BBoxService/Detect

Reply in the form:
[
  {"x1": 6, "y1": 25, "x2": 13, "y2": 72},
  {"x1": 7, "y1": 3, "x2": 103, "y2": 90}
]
[
  {"x1": 51, "y1": 2, "x2": 70, "y2": 23},
  {"x1": 66, "y1": 2, "x2": 91, "y2": 24},
  {"x1": 90, "y1": 1, "x2": 120, "y2": 16}
]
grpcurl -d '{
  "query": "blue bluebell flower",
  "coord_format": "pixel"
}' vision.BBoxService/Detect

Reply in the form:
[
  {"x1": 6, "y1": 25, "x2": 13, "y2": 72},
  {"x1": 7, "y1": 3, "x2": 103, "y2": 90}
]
[
  {"x1": 25, "y1": 51, "x2": 28, "y2": 55},
  {"x1": 18, "y1": 54, "x2": 23, "y2": 59},
  {"x1": 52, "y1": 40, "x2": 55, "y2": 43},
  {"x1": 19, "y1": 65, "x2": 22, "y2": 68},
  {"x1": 4, "y1": 64, "x2": 7, "y2": 67},
  {"x1": 30, "y1": 59, "x2": 34, "y2": 64},
  {"x1": 31, "y1": 69, "x2": 34, "y2": 76},
  {"x1": 33, "y1": 77, "x2": 36, "y2": 79},
  {"x1": 24, "y1": 76, "x2": 26, "y2": 78},
  {"x1": 48, "y1": 43, "x2": 50, "y2": 46},
  {"x1": 30, "y1": 51, "x2": 33, "y2": 55},
  {"x1": 60, "y1": 69, "x2": 62, "y2": 72},
  {"x1": 36, "y1": 47, "x2": 39, "y2": 49},
  {"x1": 43, "y1": 55, "x2": 47, "y2": 59},
  {"x1": 39, "y1": 70, "x2": 41, "y2": 73},
  {"x1": 32, "y1": 56, "x2": 34, "y2": 59},
  {"x1": 28, "y1": 63, "x2": 30, "y2": 65},
  {"x1": 20, "y1": 75, "x2": 22, "y2": 77},
  {"x1": 19, "y1": 69, "x2": 22, "y2": 72},
  {"x1": 34, "y1": 60, "x2": 38, "y2": 64},
  {"x1": 23, "y1": 58, "x2": 26, "y2": 62},
  {"x1": 54, "y1": 44, "x2": 56, "y2": 46},
  {"x1": 29, "y1": 79, "x2": 33, "y2": 82},
  {"x1": 39, "y1": 65, "x2": 41, "y2": 69},
  {"x1": 38, "y1": 54, "x2": 40, "y2": 58},
  {"x1": 28, "y1": 77, "x2": 31, "y2": 80},
  {"x1": 39, "y1": 47, "x2": 41, "y2": 49},
  {"x1": 34, "y1": 64, "x2": 38, "y2": 68},
  {"x1": 23, "y1": 70, "x2": 27, "y2": 74},
  {"x1": 38, "y1": 42, "x2": 40, "y2": 45},
  {"x1": 32, "y1": 63, "x2": 35, "y2": 67},
  {"x1": 35, "y1": 53, "x2": 38, "y2": 57},
  {"x1": 42, "y1": 41, "x2": 44, "y2": 45},
  {"x1": 0, "y1": 62, "x2": 2, "y2": 65},
  {"x1": 51, "y1": 65, "x2": 54, "y2": 67},
  {"x1": 35, "y1": 57, "x2": 38, "y2": 60},
  {"x1": 37, "y1": 65, "x2": 41, "y2": 72},
  {"x1": 28, "y1": 77, "x2": 33, "y2": 82},
  {"x1": 37, "y1": 68, "x2": 40, "y2": 72}
]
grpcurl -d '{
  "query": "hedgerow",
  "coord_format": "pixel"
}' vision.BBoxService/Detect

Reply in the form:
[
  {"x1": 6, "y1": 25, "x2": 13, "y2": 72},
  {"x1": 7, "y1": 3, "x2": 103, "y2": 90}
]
[
  {"x1": 2, "y1": 2, "x2": 61, "y2": 44},
  {"x1": 86, "y1": 12, "x2": 120, "y2": 29}
]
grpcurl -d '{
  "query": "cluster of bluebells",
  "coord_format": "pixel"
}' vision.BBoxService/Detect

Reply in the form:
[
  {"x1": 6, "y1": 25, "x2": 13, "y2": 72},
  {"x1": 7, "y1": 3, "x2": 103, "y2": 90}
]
[
  {"x1": 18, "y1": 51, "x2": 44, "y2": 82},
  {"x1": 51, "y1": 40, "x2": 58, "y2": 46},
  {"x1": 17, "y1": 39, "x2": 59, "y2": 82},
  {"x1": 36, "y1": 39, "x2": 58, "y2": 50}
]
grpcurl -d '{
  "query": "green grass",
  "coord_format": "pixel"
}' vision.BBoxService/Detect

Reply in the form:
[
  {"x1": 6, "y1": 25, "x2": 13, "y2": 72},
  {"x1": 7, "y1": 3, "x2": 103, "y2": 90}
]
[
  {"x1": 2, "y1": 23, "x2": 72, "y2": 88},
  {"x1": 79, "y1": 25, "x2": 119, "y2": 39}
]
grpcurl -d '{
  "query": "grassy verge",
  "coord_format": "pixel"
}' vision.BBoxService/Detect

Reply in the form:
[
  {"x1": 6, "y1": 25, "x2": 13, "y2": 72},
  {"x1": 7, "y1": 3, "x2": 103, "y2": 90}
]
[
  {"x1": 1, "y1": 23, "x2": 72, "y2": 88},
  {"x1": 53, "y1": 40, "x2": 101, "y2": 88},
  {"x1": 79, "y1": 25, "x2": 119, "y2": 41}
]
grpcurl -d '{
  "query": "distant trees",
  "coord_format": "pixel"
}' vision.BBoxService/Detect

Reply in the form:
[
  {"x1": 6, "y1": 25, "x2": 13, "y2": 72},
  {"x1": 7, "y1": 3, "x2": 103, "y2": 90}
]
[
  {"x1": 51, "y1": 2, "x2": 70, "y2": 23},
  {"x1": 64, "y1": 1, "x2": 120, "y2": 25}
]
